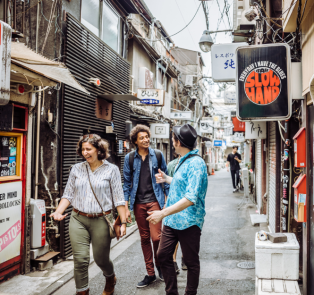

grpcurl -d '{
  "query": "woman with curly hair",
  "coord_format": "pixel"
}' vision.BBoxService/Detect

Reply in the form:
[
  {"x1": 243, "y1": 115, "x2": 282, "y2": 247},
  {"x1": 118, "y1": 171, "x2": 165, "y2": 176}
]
[{"x1": 50, "y1": 134, "x2": 127, "y2": 295}]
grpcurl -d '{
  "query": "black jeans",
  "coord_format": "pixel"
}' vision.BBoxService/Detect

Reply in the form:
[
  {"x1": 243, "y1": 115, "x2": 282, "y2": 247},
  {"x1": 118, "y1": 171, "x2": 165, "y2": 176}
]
[
  {"x1": 157, "y1": 225, "x2": 201, "y2": 295},
  {"x1": 231, "y1": 169, "x2": 240, "y2": 188}
]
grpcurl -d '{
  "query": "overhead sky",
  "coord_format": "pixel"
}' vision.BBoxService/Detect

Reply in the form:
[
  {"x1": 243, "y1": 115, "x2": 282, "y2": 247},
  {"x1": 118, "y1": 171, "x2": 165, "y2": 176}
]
[{"x1": 144, "y1": 0, "x2": 234, "y2": 77}]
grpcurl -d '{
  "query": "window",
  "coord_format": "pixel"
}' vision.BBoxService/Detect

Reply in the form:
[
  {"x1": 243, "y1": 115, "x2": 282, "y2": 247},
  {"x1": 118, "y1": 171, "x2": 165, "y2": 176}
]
[
  {"x1": 102, "y1": 4, "x2": 120, "y2": 53},
  {"x1": 81, "y1": 0, "x2": 101, "y2": 36},
  {"x1": 81, "y1": 0, "x2": 122, "y2": 54}
]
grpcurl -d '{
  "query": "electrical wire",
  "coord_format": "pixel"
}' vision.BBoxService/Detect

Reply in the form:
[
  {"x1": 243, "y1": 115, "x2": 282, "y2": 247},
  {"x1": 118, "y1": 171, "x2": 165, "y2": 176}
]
[{"x1": 133, "y1": 3, "x2": 201, "y2": 43}]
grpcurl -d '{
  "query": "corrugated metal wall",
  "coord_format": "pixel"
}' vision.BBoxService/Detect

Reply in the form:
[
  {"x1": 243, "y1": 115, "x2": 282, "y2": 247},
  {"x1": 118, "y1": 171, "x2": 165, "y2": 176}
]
[
  {"x1": 268, "y1": 122, "x2": 277, "y2": 233},
  {"x1": 256, "y1": 139, "x2": 262, "y2": 213},
  {"x1": 60, "y1": 14, "x2": 130, "y2": 258}
]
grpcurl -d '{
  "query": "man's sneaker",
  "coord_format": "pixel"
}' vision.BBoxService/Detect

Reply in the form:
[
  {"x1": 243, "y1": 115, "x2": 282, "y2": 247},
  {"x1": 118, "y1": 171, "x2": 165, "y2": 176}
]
[
  {"x1": 157, "y1": 266, "x2": 164, "y2": 281},
  {"x1": 181, "y1": 257, "x2": 187, "y2": 270},
  {"x1": 233, "y1": 188, "x2": 238, "y2": 193},
  {"x1": 137, "y1": 275, "x2": 156, "y2": 288},
  {"x1": 174, "y1": 261, "x2": 180, "y2": 274}
]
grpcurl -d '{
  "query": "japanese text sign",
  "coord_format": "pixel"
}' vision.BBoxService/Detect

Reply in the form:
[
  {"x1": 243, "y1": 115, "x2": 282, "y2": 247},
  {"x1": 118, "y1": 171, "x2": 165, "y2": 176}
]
[
  {"x1": 245, "y1": 121, "x2": 267, "y2": 139},
  {"x1": 211, "y1": 43, "x2": 247, "y2": 82},
  {"x1": 137, "y1": 89, "x2": 164, "y2": 106},
  {"x1": 236, "y1": 44, "x2": 291, "y2": 121},
  {"x1": 200, "y1": 121, "x2": 213, "y2": 134},
  {"x1": 170, "y1": 111, "x2": 193, "y2": 121},
  {"x1": 214, "y1": 140, "x2": 222, "y2": 147},
  {"x1": 95, "y1": 98, "x2": 112, "y2": 121},
  {"x1": 150, "y1": 123, "x2": 170, "y2": 139}
]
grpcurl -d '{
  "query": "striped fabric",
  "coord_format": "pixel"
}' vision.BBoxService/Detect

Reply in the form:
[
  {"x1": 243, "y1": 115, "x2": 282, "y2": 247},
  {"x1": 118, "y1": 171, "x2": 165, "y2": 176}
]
[{"x1": 62, "y1": 160, "x2": 125, "y2": 213}]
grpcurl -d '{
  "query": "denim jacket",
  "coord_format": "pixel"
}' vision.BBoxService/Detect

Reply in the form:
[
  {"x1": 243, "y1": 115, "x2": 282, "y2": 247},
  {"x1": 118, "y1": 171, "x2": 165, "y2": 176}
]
[{"x1": 123, "y1": 147, "x2": 170, "y2": 211}]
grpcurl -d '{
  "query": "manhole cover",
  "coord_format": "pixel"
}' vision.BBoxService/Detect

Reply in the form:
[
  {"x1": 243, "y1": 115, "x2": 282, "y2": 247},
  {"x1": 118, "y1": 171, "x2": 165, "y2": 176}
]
[{"x1": 237, "y1": 261, "x2": 255, "y2": 269}]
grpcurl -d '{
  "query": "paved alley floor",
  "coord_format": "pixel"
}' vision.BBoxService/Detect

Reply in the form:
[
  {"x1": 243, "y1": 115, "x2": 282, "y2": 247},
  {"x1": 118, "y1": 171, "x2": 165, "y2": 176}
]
[{"x1": 53, "y1": 169, "x2": 257, "y2": 295}]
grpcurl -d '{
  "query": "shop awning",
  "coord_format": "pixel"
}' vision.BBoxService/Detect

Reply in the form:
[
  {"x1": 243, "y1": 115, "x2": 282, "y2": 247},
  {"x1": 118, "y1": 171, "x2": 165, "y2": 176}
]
[
  {"x1": 98, "y1": 94, "x2": 141, "y2": 101},
  {"x1": 10, "y1": 42, "x2": 89, "y2": 94}
]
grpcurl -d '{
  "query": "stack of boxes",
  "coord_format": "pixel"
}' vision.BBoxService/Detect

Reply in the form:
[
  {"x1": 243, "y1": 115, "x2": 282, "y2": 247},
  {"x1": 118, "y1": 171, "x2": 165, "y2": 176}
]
[{"x1": 255, "y1": 233, "x2": 301, "y2": 295}]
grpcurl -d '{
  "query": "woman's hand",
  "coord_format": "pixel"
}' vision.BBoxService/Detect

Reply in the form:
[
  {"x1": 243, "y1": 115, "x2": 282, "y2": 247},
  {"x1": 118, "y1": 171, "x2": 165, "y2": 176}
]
[
  {"x1": 50, "y1": 211, "x2": 68, "y2": 221},
  {"x1": 155, "y1": 169, "x2": 167, "y2": 184},
  {"x1": 120, "y1": 224, "x2": 126, "y2": 237},
  {"x1": 125, "y1": 207, "x2": 132, "y2": 223}
]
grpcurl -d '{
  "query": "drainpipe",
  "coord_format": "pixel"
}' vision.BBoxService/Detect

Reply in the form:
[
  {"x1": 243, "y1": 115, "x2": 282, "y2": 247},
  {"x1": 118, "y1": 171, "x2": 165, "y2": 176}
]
[
  {"x1": 34, "y1": 88, "x2": 42, "y2": 199},
  {"x1": 36, "y1": 2, "x2": 40, "y2": 53},
  {"x1": 156, "y1": 57, "x2": 163, "y2": 89}
]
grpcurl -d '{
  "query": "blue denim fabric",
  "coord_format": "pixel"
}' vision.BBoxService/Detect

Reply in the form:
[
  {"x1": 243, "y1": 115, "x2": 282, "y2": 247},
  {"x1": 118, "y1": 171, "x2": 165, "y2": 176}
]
[
  {"x1": 163, "y1": 149, "x2": 208, "y2": 230},
  {"x1": 123, "y1": 147, "x2": 170, "y2": 211}
]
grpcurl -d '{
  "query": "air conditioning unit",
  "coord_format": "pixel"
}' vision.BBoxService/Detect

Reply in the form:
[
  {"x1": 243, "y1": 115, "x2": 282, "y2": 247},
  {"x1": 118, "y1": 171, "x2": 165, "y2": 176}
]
[
  {"x1": 231, "y1": 111, "x2": 236, "y2": 117},
  {"x1": 185, "y1": 75, "x2": 198, "y2": 87}
]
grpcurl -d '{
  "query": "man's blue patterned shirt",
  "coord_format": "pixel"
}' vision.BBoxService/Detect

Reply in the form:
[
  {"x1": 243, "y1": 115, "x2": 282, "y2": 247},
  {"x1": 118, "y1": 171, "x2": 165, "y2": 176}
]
[{"x1": 164, "y1": 149, "x2": 208, "y2": 230}]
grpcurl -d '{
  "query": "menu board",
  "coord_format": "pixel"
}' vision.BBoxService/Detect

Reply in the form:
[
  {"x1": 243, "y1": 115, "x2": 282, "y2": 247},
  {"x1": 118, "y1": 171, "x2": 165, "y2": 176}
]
[{"x1": 0, "y1": 136, "x2": 17, "y2": 177}]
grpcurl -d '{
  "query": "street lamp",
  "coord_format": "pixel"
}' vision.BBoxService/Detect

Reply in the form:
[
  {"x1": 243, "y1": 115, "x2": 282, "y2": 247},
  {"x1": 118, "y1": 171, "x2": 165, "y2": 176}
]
[{"x1": 199, "y1": 29, "x2": 233, "y2": 53}]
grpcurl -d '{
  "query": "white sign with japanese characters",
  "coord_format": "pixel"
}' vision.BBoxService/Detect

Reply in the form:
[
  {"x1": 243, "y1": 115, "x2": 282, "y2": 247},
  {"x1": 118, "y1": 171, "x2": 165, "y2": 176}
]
[
  {"x1": 200, "y1": 120, "x2": 213, "y2": 134},
  {"x1": 137, "y1": 89, "x2": 164, "y2": 106},
  {"x1": 170, "y1": 111, "x2": 193, "y2": 121},
  {"x1": 150, "y1": 123, "x2": 170, "y2": 139},
  {"x1": 245, "y1": 121, "x2": 267, "y2": 139},
  {"x1": 224, "y1": 91, "x2": 236, "y2": 104},
  {"x1": 211, "y1": 43, "x2": 247, "y2": 82}
]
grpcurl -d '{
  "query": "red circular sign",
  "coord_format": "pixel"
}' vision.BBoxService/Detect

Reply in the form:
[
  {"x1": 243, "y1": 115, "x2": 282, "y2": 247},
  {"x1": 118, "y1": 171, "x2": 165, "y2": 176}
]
[{"x1": 244, "y1": 67, "x2": 281, "y2": 105}]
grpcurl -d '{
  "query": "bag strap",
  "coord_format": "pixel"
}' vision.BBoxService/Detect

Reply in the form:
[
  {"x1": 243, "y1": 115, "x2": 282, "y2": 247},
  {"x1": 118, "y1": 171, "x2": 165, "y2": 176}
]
[
  {"x1": 154, "y1": 149, "x2": 162, "y2": 169},
  {"x1": 175, "y1": 154, "x2": 202, "y2": 175},
  {"x1": 85, "y1": 165, "x2": 116, "y2": 213},
  {"x1": 129, "y1": 151, "x2": 135, "y2": 173}
]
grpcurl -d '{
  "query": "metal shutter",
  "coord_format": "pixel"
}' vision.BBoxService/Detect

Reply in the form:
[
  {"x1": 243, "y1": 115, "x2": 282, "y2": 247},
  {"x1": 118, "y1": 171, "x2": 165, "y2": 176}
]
[
  {"x1": 60, "y1": 14, "x2": 130, "y2": 258},
  {"x1": 268, "y1": 122, "x2": 277, "y2": 233},
  {"x1": 256, "y1": 140, "x2": 262, "y2": 213}
]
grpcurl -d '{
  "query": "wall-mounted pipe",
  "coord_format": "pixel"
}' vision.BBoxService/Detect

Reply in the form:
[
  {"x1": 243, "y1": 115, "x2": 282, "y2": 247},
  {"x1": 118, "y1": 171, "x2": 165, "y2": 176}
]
[{"x1": 34, "y1": 88, "x2": 42, "y2": 199}]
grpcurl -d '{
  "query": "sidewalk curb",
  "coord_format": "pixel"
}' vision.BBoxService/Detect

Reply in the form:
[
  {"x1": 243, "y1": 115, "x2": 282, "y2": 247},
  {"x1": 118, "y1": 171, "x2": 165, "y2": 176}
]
[{"x1": 41, "y1": 224, "x2": 138, "y2": 295}]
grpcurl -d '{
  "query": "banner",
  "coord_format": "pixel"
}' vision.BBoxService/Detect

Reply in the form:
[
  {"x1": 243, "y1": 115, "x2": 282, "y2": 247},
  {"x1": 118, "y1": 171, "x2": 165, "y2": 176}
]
[
  {"x1": 0, "y1": 181, "x2": 22, "y2": 264},
  {"x1": 236, "y1": 44, "x2": 291, "y2": 121}
]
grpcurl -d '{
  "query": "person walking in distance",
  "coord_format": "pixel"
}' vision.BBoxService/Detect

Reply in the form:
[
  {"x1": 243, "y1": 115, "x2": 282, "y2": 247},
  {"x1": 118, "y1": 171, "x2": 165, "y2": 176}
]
[
  {"x1": 226, "y1": 145, "x2": 242, "y2": 192},
  {"x1": 50, "y1": 134, "x2": 127, "y2": 295},
  {"x1": 123, "y1": 125, "x2": 170, "y2": 288},
  {"x1": 148, "y1": 124, "x2": 208, "y2": 295}
]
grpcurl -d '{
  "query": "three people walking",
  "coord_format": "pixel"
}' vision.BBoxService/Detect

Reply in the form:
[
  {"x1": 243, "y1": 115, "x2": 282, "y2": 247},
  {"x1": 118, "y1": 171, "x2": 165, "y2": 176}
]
[{"x1": 51, "y1": 123, "x2": 208, "y2": 295}]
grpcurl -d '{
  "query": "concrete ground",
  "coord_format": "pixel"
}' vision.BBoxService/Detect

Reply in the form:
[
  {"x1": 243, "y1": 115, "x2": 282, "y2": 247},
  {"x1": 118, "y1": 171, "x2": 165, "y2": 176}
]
[{"x1": 52, "y1": 169, "x2": 259, "y2": 295}]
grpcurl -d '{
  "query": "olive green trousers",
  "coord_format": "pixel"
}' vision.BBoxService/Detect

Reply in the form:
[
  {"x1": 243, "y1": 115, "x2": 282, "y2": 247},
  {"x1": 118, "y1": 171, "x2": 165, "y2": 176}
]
[{"x1": 69, "y1": 210, "x2": 113, "y2": 291}]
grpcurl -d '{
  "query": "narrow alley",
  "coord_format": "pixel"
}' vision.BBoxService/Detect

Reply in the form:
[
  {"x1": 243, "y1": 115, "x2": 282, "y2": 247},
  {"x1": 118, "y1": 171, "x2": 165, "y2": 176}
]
[{"x1": 52, "y1": 170, "x2": 257, "y2": 295}]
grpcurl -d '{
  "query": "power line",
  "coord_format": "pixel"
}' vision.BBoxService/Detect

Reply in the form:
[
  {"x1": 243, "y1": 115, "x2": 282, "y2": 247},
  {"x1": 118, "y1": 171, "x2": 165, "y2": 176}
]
[{"x1": 132, "y1": 3, "x2": 201, "y2": 43}]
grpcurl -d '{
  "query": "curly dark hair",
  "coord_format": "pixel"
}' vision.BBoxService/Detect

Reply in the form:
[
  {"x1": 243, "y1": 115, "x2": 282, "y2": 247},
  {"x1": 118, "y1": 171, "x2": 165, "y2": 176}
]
[
  {"x1": 76, "y1": 134, "x2": 110, "y2": 160},
  {"x1": 129, "y1": 124, "x2": 150, "y2": 145}
]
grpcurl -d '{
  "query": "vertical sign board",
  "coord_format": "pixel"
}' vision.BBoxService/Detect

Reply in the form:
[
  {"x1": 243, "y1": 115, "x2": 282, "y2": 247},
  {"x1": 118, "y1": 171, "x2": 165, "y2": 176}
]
[
  {"x1": 245, "y1": 121, "x2": 267, "y2": 139},
  {"x1": 236, "y1": 44, "x2": 291, "y2": 121},
  {"x1": 0, "y1": 181, "x2": 22, "y2": 264},
  {"x1": 150, "y1": 123, "x2": 170, "y2": 139},
  {"x1": 211, "y1": 43, "x2": 247, "y2": 82},
  {"x1": 0, "y1": 21, "x2": 12, "y2": 105}
]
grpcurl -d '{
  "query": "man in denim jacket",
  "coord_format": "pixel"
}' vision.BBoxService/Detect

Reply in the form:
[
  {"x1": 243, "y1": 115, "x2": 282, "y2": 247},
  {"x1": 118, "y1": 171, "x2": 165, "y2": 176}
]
[{"x1": 123, "y1": 124, "x2": 169, "y2": 288}]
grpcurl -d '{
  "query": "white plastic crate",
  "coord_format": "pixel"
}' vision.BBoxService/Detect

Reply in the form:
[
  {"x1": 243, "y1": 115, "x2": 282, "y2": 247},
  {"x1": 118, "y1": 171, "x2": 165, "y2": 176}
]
[
  {"x1": 256, "y1": 277, "x2": 301, "y2": 295},
  {"x1": 255, "y1": 233, "x2": 299, "y2": 280}
]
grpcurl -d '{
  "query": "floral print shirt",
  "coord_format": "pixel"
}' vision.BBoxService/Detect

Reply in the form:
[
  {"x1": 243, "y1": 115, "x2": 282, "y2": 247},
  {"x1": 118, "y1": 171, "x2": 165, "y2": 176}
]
[{"x1": 163, "y1": 149, "x2": 208, "y2": 230}]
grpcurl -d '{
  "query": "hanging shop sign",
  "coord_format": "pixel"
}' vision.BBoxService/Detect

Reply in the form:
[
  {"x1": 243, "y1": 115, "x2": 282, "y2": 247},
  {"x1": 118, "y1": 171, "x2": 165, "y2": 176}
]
[
  {"x1": 213, "y1": 140, "x2": 222, "y2": 147},
  {"x1": 245, "y1": 121, "x2": 267, "y2": 139},
  {"x1": 224, "y1": 91, "x2": 236, "y2": 105},
  {"x1": 137, "y1": 89, "x2": 164, "y2": 106},
  {"x1": 0, "y1": 181, "x2": 22, "y2": 264},
  {"x1": 211, "y1": 43, "x2": 247, "y2": 82},
  {"x1": 231, "y1": 132, "x2": 245, "y2": 143},
  {"x1": 200, "y1": 120, "x2": 213, "y2": 134},
  {"x1": 138, "y1": 67, "x2": 154, "y2": 89},
  {"x1": 150, "y1": 123, "x2": 170, "y2": 139},
  {"x1": 95, "y1": 98, "x2": 112, "y2": 121},
  {"x1": 236, "y1": 43, "x2": 291, "y2": 121},
  {"x1": 170, "y1": 111, "x2": 193, "y2": 121}
]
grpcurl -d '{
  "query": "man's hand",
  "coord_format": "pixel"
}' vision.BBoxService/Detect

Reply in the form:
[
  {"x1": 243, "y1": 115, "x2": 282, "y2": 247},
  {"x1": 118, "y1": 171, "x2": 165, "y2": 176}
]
[
  {"x1": 147, "y1": 210, "x2": 164, "y2": 225},
  {"x1": 155, "y1": 169, "x2": 167, "y2": 184},
  {"x1": 50, "y1": 212, "x2": 67, "y2": 221},
  {"x1": 125, "y1": 207, "x2": 132, "y2": 223}
]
